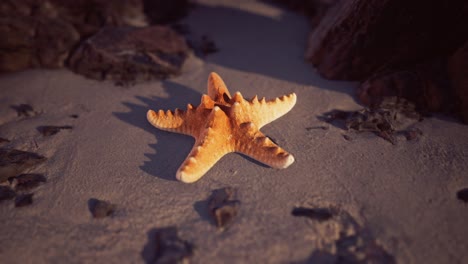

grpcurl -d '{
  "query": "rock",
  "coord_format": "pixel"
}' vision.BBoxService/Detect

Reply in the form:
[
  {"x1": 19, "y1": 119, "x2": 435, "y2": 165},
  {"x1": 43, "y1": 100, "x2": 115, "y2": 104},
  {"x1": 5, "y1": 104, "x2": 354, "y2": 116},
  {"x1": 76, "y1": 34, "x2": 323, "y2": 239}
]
[
  {"x1": 68, "y1": 26, "x2": 189, "y2": 85},
  {"x1": 88, "y1": 198, "x2": 116, "y2": 218},
  {"x1": 10, "y1": 104, "x2": 37, "y2": 117},
  {"x1": 456, "y1": 188, "x2": 468, "y2": 203},
  {"x1": 306, "y1": 0, "x2": 468, "y2": 80},
  {"x1": 358, "y1": 60, "x2": 452, "y2": 116},
  {"x1": 15, "y1": 193, "x2": 34, "y2": 207},
  {"x1": 208, "y1": 187, "x2": 241, "y2": 231},
  {"x1": 0, "y1": 186, "x2": 16, "y2": 202},
  {"x1": 0, "y1": 15, "x2": 79, "y2": 72},
  {"x1": 291, "y1": 206, "x2": 334, "y2": 222},
  {"x1": 448, "y1": 40, "x2": 468, "y2": 123},
  {"x1": 37, "y1": 125, "x2": 73, "y2": 136},
  {"x1": 0, "y1": 148, "x2": 46, "y2": 183},
  {"x1": 9, "y1": 173, "x2": 47, "y2": 191},
  {"x1": 151, "y1": 226, "x2": 194, "y2": 264}
]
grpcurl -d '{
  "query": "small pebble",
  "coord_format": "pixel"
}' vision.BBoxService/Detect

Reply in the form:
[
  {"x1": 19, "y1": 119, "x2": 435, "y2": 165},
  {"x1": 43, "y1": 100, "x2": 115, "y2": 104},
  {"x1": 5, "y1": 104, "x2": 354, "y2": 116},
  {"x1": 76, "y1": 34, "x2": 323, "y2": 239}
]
[{"x1": 15, "y1": 193, "x2": 33, "y2": 207}]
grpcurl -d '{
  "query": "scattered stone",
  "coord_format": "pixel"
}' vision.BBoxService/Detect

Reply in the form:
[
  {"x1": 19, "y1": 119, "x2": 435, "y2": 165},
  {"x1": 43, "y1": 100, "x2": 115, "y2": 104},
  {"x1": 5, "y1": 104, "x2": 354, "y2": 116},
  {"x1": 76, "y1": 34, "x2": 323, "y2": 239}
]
[
  {"x1": 200, "y1": 35, "x2": 218, "y2": 55},
  {"x1": 37, "y1": 125, "x2": 73, "y2": 136},
  {"x1": 68, "y1": 26, "x2": 190, "y2": 85},
  {"x1": 404, "y1": 128, "x2": 423, "y2": 141},
  {"x1": 291, "y1": 207, "x2": 334, "y2": 222},
  {"x1": 297, "y1": 205, "x2": 395, "y2": 264},
  {"x1": 88, "y1": 198, "x2": 116, "y2": 218},
  {"x1": 151, "y1": 226, "x2": 194, "y2": 264},
  {"x1": 10, "y1": 104, "x2": 36, "y2": 117},
  {"x1": 456, "y1": 188, "x2": 468, "y2": 203},
  {"x1": 0, "y1": 186, "x2": 16, "y2": 202},
  {"x1": 306, "y1": 126, "x2": 328, "y2": 131},
  {"x1": 69, "y1": 114, "x2": 79, "y2": 119},
  {"x1": 15, "y1": 193, "x2": 33, "y2": 207},
  {"x1": 0, "y1": 148, "x2": 46, "y2": 183},
  {"x1": 342, "y1": 134, "x2": 352, "y2": 141},
  {"x1": 208, "y1": 187, "x2": 241, "y2": 230},
  {"x1": 9, "y1": 173, "x2": 46, "y2": 191}
]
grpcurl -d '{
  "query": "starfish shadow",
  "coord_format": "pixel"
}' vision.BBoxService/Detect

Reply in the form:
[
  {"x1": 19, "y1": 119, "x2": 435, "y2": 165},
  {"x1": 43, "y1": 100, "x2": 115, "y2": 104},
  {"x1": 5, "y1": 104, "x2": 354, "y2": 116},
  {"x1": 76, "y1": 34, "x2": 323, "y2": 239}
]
[{"x1": 113, "y1": 81, "x2": 201, "y2": 181}]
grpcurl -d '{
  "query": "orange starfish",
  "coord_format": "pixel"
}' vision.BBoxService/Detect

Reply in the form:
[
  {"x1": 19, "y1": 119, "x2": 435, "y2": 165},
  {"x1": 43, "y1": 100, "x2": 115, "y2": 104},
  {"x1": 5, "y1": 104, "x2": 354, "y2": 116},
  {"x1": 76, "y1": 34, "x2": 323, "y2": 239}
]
[{"x1": 147, "y1": 72, "x2": 297, "y2": 183}]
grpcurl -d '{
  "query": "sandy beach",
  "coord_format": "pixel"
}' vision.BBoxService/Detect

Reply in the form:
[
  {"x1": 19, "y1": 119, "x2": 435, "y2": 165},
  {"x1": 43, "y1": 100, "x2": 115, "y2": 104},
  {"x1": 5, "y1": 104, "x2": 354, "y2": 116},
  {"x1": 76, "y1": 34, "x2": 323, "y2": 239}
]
[{"x1": 1, "y1": 1, "x2": 468, "y2": 263}]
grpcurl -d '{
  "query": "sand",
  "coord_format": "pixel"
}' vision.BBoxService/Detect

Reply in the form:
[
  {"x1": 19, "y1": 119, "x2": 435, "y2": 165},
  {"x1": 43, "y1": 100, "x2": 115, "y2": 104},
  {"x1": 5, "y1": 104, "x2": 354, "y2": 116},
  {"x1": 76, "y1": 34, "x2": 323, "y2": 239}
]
[{"x1": 1, "y1": 1, "x2": 468, "y2": 263}]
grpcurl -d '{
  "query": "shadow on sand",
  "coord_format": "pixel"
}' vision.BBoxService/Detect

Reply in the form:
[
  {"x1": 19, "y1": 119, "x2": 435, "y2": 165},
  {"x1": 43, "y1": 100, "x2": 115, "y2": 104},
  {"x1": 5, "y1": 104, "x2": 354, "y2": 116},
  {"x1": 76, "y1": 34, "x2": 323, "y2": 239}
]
[{"x1": 113, "y1": 81, "x2": 201, "y2": 181}]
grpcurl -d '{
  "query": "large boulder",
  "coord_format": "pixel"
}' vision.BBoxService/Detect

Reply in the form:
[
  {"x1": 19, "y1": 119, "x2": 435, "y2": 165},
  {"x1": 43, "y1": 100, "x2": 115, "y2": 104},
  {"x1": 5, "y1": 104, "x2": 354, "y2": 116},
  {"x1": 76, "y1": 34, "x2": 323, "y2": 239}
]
[{"x1": 67, "y1": 26, "x2": 190, "y2": 84}]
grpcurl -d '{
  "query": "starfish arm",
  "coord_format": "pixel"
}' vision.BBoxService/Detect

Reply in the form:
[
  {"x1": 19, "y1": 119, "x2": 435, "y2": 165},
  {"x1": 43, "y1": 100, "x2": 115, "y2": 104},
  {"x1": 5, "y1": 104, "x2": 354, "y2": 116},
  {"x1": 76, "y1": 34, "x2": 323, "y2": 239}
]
[
  {"x1": 228, "y1": 92, "x2": 297, "y2": 128},
  {"x1": 234, "y1": 122, "x2": 295, "y2": 169},
  {"x1": 249, "y1": 93, "x2": 297, "y2": 128},
  {"x1": 176, "y1": 106, "x2": 232, "y2": 183},
  {"x1": 207, "y1": 72, "x2": 232, "y2": 104},
  {"x1": 147, "y1": 104, "x2": 210, "y2": 137}
]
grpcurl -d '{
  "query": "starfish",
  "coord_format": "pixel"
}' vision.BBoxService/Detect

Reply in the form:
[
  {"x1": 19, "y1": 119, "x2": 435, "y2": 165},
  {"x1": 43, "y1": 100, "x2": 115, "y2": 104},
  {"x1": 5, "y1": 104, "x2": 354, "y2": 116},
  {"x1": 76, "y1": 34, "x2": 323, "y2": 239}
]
[{"x1": 147, "y1": 72, "x2": 297, "y2": 183}]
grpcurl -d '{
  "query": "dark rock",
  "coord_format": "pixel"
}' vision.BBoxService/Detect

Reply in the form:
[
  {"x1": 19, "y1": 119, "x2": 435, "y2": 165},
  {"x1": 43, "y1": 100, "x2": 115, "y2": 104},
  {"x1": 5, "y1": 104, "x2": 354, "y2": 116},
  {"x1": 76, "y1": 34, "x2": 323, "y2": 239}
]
[
  {"x1": 291, "y1": 207, "x2": 334, "y2": 222},
  {"x1": 0, "y1": 14, "x2": 79, "y2": 72},
  {"x1": 88, "y1": 198, "x2": 115, "y2": 218},
  {"x1": 456, "y1": 188, "x2": 468, "y2": 203},
  {"x1": 306, "y1": 0, "x2": 468, "y2": 80},
  {"x1": 150, "y1": 226, "x2": 194, "y2": 264},
  {"x1": 143, "y1": 0, "x2": 191, "y2": 25},
  {"x1": 15, "y1": 193, "x2": 33, "y2": 207},
  {"x1": 0, "y1": 148, "x2": 46, "y2": 183},
  {"x1": 68, "y1": 26, "x2": 189, "y2": 85},
  {"x1": 37, "y1": 125, "x2": 73, "y2": 136},
  {"x1": 9, "y1": 173, "x2": 47, "y2": 191},
  {"x1": 358, "y1": 60, "x2": 453, "y2": 116},
  {"x1": 10, "y1": 104, "x2": 36, "y2": 117},
  {"x1": 0, "y1": 186, "x2": 16, "y2": 202},
  {"x1": 208, "y1": 187, "x2": 241, "y2": 230},
  {"x1": 69, "y1": 114, "x2": 79, "y2": 118},
  {"x1": 0, "y1": 138, "x2": 10, "y2": 145},
  {"x1": 448, "y1": 40, "x2": 468, "y2": 123},
  {"x1": 200, "y1": 35, "x2": 219, "y2": 56}
]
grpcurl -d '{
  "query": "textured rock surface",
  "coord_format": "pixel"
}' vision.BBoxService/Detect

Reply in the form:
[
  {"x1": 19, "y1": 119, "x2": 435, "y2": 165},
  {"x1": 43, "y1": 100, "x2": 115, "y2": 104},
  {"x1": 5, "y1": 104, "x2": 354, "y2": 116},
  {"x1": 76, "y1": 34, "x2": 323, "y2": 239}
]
[
  {"x1": 67, "y1": 26, "x2": 189, "y2": 84},
  {"x1": 448, "y1": 41, "x2": 468, "y2": 123},
  {"x1": 306, "y1": 0, "x2": 468, "y2": 80}
]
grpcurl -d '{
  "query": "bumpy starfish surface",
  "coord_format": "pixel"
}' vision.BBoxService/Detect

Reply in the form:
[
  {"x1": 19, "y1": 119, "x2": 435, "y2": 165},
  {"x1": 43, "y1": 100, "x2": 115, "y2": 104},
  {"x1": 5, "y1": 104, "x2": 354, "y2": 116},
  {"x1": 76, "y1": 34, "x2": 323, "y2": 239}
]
[{"x1": 147, "y1": 72, "x2": 297, "y2": 183}]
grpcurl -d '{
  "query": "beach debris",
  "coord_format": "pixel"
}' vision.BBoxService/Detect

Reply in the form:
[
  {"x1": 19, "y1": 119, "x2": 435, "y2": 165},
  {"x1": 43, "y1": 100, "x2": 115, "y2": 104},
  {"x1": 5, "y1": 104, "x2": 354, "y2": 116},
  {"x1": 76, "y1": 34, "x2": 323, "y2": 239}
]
[
  {"x1": 69, "y1": 114, "x2": 79, "y2": 119},
  {"x1": 147, "y1": 72, "x2": 297, "y2": 183},
  {"x1": 0, "y1": 148, "x2": 46, "y2": 183},
  {"x1": 68, "y1": 26, "x2": 189, "y2": 85},
  {"x1": 151, "y1": 226, "x2": 194, "y2": 264},
  {"x1": 88, "y1": 198, "x2": 116, "y2": 218},
  {"x1": 11, "y1": 104, "x2": 36, "y2": 117},
  {"x1": 200, "y1": 35, "x2": 219, "y2": 55},
  {"x1": 208, "y1": 187, "x2": 241, "y2": 230},
  {"x1": 297, "y1": 205, "x2": 395, "y2": 264},
  {"x1": 456, "y1": 188, "x2": 468, "y2": 203},
  {"x1": 320, "y1": 97, "x2": 422, "y2": 144},
  {"x1": 0, "y1": 186, "x2": 16, "y2": 202},
  {"x1": 15, "y1": 193, "x2": 34, "y2": 207},
  {"x1": 9, "y1": 173, "x2": 46, "y2": 191},
  {"x1": 37, "y1": 125, "x2": 73, "y2": 136},
  {"x1": 291, "y1": 207, "x2": 334, "y2": 222},
  {"x1": 403, "y1": 127, "x2": 423, "y2": 141}
]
